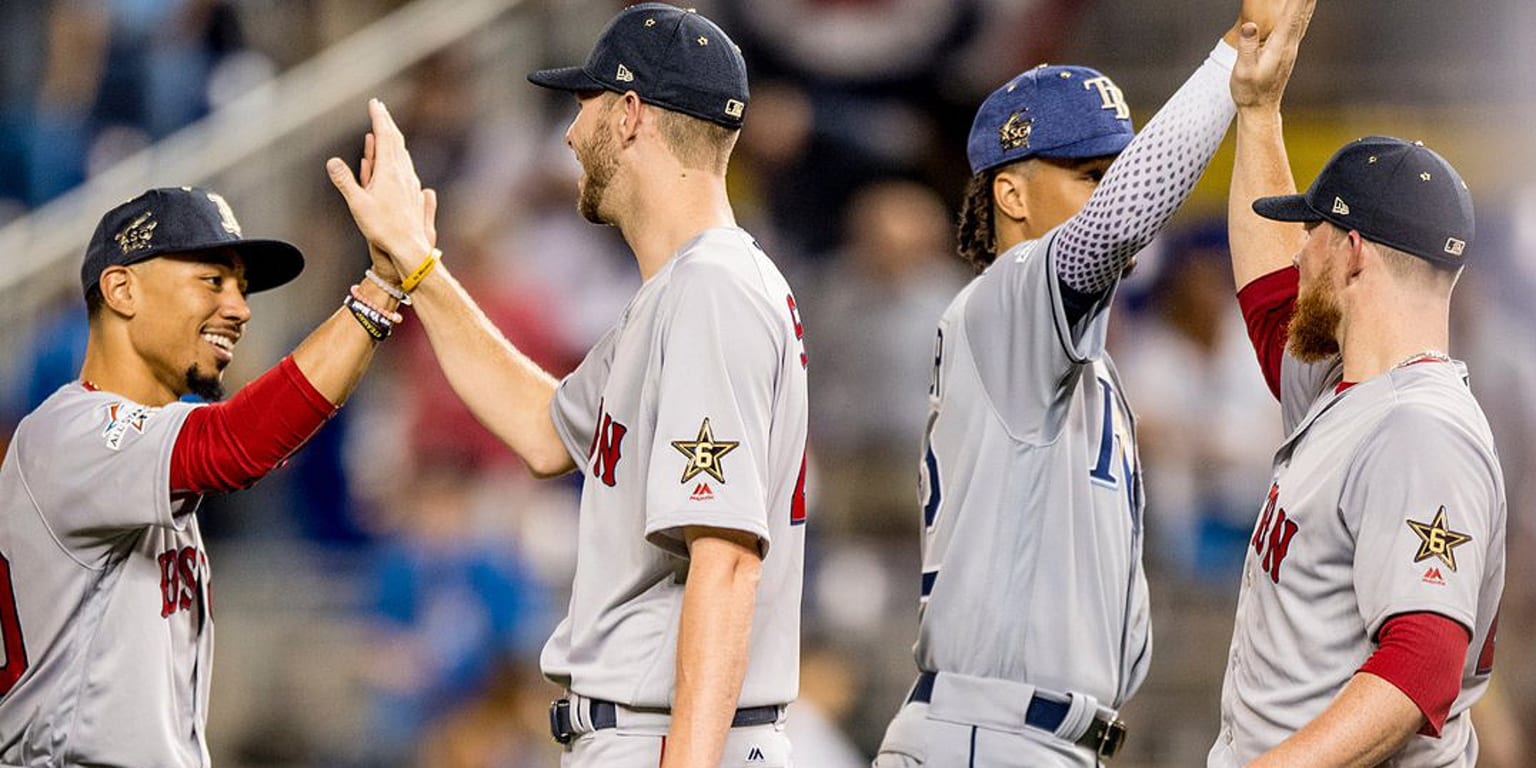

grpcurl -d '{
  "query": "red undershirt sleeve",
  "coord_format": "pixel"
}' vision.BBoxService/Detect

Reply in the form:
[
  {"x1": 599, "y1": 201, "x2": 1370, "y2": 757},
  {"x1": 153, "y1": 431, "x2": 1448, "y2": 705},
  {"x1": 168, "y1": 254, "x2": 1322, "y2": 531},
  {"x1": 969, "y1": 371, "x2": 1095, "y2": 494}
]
[
  {"x1": 1235, "y1": 266, "x2": 1299, "y2": 401},
  {"x1": 1358, "y1": 611, "x2": 1471, "y2": 738},
  {"x1": 169, "y1": 356, "x2": 338, "y2": 495}
]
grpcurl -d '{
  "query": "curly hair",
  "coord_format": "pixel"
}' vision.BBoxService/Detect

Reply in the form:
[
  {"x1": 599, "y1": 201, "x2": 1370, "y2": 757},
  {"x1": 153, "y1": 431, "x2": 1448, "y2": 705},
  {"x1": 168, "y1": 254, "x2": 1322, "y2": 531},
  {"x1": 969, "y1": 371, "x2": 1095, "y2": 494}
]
[{"x1": 956, "y1": 170, "x2": 998, "y2": 273}]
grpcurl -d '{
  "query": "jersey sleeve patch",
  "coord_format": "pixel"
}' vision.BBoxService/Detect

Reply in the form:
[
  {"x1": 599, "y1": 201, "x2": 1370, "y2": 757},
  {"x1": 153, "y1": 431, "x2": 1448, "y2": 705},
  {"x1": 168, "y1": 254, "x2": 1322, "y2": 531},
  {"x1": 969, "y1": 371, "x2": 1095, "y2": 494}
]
[
  {"x1": 670, "y1": 417, "x2": 739, "y2": 485},
  {"x1": 1405, "y1": 506, "x2": 1473, "y2": 573},
  {"x1": 101, "y1": 401, "x2": 156, "y2": 451}
]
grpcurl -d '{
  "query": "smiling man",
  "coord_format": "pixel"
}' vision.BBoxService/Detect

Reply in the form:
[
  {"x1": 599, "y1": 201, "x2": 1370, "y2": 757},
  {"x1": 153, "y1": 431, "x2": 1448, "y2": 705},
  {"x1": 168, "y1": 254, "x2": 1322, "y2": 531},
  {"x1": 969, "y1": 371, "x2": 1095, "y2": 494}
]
[{"x1": 0, "y1": 186, "x2": 414, "y2": 766}]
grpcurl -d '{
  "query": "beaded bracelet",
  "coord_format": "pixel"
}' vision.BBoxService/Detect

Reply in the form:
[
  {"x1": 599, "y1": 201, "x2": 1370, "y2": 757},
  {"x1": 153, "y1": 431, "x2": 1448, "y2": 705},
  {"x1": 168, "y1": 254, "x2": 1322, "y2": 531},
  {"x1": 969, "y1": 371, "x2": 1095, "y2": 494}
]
[
  {"x1": 365, "y1": 269, "x2": 411, "y2": 306},
  {"x1": 349, "y1": 283, "x2": 405, "y2": 325},
  {"x1": 344, "y1": 293, "x2": 393, "y2": 341}
]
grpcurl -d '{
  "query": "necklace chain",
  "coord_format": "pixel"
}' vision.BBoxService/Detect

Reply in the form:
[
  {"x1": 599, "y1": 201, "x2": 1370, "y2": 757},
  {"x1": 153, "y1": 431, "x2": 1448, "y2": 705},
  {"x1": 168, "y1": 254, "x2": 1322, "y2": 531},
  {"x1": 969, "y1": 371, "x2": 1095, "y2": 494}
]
[{"x1": 1392, "y1": 350, "x2": 1452, "y2": 370}]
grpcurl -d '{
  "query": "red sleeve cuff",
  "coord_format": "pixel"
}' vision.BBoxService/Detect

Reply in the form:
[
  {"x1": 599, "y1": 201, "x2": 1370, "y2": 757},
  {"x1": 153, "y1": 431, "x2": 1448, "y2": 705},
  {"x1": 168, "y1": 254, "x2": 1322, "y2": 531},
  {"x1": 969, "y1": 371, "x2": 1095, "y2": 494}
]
[
  {"x1": 170, "y1": 357, "x2": 338, "y2": 494},
  {"x1": 1358, "y1": 612, "x2": 1471, "y2": 738},
  {"x1": 1235, "y1": 266, "x2": 1298, "y2": 401}
]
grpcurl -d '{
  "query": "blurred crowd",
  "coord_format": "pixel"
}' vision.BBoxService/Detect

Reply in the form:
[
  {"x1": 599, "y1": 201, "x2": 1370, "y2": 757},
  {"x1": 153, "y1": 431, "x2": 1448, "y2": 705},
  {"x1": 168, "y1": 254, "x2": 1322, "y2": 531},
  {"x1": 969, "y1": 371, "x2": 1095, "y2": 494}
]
[{"x1": 2, "y1": 1, "x2": 1534, "y2": 767}]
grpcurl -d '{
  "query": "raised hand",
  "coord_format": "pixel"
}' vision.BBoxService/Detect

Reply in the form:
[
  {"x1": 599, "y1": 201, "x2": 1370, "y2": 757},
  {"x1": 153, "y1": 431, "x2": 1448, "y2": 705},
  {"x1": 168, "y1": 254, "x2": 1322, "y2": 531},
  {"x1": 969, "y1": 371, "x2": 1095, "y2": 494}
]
[
  {"x1": 1231, "y1": 0, "x2": 1316, "y2": 110},
  {"x1": 328, "y1": 99, "x2": 437, "y2": 276}
]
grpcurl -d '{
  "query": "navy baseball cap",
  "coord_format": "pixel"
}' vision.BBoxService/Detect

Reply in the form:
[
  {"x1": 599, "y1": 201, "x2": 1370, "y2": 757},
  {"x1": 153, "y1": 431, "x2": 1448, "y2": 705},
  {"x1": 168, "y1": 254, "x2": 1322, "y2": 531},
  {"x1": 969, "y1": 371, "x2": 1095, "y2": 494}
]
[
  {"x1": 82, "y1": 187, "x2": 304, "y2": 298},
  {"x1": 967, "y1": 65, "x2": 1136, "y2": 176},
  {"x1": 1254, "y1": 137, "x2": 1474, "y2": 267},
  {"x1": 527, "y1": 3, "x2": 749, "y2": 129}
]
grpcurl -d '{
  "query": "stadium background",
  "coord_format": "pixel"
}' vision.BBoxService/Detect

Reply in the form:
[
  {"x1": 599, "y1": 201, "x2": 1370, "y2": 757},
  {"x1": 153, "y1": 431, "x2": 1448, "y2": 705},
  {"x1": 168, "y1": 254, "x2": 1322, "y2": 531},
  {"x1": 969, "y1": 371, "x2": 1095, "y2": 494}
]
[{"x1": 1, "y1": 1, "x2": 1532, "y2": 765}]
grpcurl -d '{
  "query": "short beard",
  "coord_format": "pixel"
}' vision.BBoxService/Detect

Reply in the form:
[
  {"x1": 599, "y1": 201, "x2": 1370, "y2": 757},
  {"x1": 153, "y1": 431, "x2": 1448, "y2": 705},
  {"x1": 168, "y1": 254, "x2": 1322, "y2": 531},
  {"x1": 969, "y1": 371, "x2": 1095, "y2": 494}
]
[
  {"x1": 1287, "y1": 281, "x2": 1342, "y2": 363},
  {"x1": 575, "y1": 123, "x2": 618, "y2": 225},
  {"x1": 185, "y1": 365, "x2": 226, "y2": 402}
]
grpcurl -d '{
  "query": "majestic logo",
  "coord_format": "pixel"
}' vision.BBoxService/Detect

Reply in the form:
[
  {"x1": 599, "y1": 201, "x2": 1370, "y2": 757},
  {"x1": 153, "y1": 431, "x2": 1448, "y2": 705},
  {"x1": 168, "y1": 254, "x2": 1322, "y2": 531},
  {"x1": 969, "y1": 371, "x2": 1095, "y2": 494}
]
[
  {"x1": 102, "y1": 401, "x2": 152, "y2": 451},
  {"x1": 1332, "y1": 197, "x2": 1351, "y2": 216},
  {"x1": 998, "y1": 111, "x2": 1033, "y2": 151},
  {"x1": 690, "y1": 482, "x2": 714, "y2": 502},
  {"x1": 745, "y1": 745, "x2": 766, "y2": 763},
  {"x1": 616, "y1": 64, "x2": 635, "y2": 82},
  {"x1": 1422, "y1": 567, "x2": 1446, "y2": 586},
  {"x1": 206, "y1": 192, "x2": 242, "y2": 236},
  {"x1": 670, "y1": 418, "x2": 739, "y2": 484},
  {"x1": 1082, "y1": 76, "x2": 1131, "y2": 120},
  {"x1": 725, "y1": 99, "x2": 745, "y2": 119},
  {"x1": 115, "y1": 212, "x2": 158, "y2": 255},
  {"x1": 1407, "y1": 506, "x2": 1472, "y2": 571},
  {"x1": 1445, "y1": 237, "x2": 1466, "y2": 257}
]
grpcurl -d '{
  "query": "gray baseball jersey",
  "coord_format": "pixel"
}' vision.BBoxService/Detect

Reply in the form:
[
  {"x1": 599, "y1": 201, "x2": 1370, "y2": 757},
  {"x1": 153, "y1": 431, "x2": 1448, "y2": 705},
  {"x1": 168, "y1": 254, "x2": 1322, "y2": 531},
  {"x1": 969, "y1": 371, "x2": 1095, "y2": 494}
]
[
  {"x1": 909, "y1": 43, "x2": 1238, "y2": 708},
  {"x1": 543, "y1": 228, "x2": 809, "y2": 709},
  {"x1": 1209, "y1": 354, "x2": 1505, "y2": 767},
  {"x1": 0, "y1": 384, "x2": 211, "y2": 767}
]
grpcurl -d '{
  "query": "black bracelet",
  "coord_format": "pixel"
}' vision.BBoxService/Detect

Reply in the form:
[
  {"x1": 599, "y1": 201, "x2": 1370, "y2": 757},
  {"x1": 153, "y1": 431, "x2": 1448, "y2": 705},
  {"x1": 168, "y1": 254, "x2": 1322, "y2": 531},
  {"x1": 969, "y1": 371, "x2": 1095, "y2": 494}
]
[{"x1": 344, "y1": 294, "x2": 392, "y2": 341}]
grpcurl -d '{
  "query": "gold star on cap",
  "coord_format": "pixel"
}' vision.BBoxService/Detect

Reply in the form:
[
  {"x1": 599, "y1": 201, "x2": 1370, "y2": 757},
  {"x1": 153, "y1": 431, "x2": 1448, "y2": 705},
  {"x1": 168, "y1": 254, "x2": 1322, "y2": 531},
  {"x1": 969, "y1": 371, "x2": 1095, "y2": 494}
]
[
  {"x1": 671, "y1": 418, "x2": 739, "y2": 484},
  {"x1": 1368, "y1": 156, "x2": 1378, "y2": 164},
  {"x1": 1407, "y1": 506, "x2": 1473, "y2": 571},
  {"x1": 998, "y1": 111, "x2": 1033, "y2": 151},
  {"x1": 697, "y1": 35, "x2": 708, "y2": 46},
  {"x1": 1420, "y1": 172, "x2": 1432, "y2": 182},
  {"x1": 644, "y1": 18, "x2": 656, "y2": 27}
]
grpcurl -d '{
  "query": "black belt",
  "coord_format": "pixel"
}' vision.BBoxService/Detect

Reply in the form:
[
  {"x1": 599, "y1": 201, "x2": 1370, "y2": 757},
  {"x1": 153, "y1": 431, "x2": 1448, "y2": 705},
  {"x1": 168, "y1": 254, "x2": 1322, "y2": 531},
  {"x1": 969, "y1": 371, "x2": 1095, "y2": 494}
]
[
  {"x1": 548, "y1": 697, "x2": 782, "y2": 745},
  {"x1": 907, "y1": 672, "x2": 1127, "y2": 760}
]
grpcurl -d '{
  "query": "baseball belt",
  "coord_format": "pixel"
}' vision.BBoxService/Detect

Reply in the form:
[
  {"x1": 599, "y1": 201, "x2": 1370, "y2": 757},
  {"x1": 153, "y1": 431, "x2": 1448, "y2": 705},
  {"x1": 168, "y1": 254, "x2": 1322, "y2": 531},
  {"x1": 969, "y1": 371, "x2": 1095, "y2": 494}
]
[
  {"x1": 548, "y1": 696, "x2": 783, "y2": 745},
  {"x1": 907, "y1": 671, "x2": 1128, "y2": 760}
]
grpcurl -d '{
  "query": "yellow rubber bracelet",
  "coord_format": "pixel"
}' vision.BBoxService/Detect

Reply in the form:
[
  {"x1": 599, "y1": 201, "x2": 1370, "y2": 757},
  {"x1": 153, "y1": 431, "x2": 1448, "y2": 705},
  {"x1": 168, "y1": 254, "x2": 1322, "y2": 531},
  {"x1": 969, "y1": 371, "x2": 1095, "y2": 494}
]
[{"x1": 400, "y1": 248, "x2": 441, "y2": 293}]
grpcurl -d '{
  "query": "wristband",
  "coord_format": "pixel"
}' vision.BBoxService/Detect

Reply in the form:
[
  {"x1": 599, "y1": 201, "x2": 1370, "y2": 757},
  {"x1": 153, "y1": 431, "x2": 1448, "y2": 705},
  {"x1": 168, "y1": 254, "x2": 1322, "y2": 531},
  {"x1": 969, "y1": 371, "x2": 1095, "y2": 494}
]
[
  {"x1": 401, "y1": 248, "x2": 441, "y2": 293},
  {"x1": 343, "y1": 293, "x2": 393, "y2": 341}
]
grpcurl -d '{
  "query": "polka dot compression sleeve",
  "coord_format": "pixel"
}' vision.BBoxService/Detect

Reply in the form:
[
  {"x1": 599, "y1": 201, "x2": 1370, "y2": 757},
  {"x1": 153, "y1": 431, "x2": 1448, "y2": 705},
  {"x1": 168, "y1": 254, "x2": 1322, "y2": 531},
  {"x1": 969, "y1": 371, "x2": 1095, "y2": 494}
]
[{"x1": 1053, "y1": 42, "x2": 1238, "y2": 295}]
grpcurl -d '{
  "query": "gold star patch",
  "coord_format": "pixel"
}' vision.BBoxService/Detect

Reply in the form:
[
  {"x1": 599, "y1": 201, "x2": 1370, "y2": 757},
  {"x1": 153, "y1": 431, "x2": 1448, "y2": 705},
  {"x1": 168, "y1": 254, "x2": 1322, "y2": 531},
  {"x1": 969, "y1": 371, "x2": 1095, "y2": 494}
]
[
  {"x1": 671, "y1": 418, "x2": 739, "y2": 484},
  {"x1": 1406, "y1": 506, "x2": 1473, "y2": 571},
  {"x1": 998, "y1": 112, "x2": 1032, "y2": 151}
]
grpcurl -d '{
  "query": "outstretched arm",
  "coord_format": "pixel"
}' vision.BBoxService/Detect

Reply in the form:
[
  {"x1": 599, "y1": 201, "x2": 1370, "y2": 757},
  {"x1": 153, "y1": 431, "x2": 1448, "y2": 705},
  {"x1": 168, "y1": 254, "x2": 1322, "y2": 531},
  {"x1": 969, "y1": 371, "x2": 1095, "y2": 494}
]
[{"x1": 327, "y1": 100, "x2": 573, "y2": 477}]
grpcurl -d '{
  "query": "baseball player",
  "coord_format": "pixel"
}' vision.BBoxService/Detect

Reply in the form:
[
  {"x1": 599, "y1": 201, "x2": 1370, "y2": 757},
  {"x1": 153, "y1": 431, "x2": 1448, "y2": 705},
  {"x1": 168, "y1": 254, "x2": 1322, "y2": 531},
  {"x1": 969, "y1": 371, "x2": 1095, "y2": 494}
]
[
  {"x1": 327, "y1": 6, "x2": 807, "y2": 768},
  {"x1": 873, "y1": 3, "x2": 1309, "y2": 766},
  {"x1": 0, "y1": 186, "x2": 416, "y2": 766},
  {"x1": 1210, "y1": 11, "x2": 1504, "y2": 767}
]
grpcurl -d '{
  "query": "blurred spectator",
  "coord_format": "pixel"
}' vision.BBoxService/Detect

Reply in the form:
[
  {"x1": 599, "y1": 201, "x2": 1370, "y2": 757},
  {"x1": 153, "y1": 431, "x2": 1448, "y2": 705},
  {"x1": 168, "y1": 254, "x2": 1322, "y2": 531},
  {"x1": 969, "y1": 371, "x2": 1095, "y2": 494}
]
[
  {"x1": 417, "y1": 661, "x2": 561, "y2": 768},
  {"x1": 1113, "y1": 225, "x2": 1281, "y2": 583},
  {"x1": 803, "y1": 180, "x2": 967, "y2": 534},
  {"x1": 786, "y1": 641, "x2": 870, "y2": 768},
  {"x1": 362, "y1": 458, "x2": 550, "y2": 765}
]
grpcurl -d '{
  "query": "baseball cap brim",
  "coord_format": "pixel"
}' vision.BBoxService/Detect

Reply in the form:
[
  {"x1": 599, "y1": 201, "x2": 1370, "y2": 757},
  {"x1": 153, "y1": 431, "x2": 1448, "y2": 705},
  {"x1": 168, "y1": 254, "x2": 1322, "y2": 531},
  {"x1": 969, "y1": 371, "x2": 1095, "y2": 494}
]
[
  {"x1": 528, "y1": 66, "x2": 608, "y2": 94},
  {"x1": 158, "y1": 239, "x2": 304, "y2": 294},
  {"x1": 1252, "y1": 194, "x2": 1324, "y2": 223},
  {"x1": 1032, "y1": 131, "x2": 1135, "y2": 162}
]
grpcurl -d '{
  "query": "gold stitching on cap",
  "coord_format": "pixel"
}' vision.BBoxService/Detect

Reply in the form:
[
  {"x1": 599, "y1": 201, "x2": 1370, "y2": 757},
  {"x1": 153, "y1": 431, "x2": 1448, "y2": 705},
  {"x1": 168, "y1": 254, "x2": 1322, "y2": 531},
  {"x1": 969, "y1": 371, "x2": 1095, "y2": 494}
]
[{"x1": 115, "y1": 212, "x2": 158, "y2": 255}]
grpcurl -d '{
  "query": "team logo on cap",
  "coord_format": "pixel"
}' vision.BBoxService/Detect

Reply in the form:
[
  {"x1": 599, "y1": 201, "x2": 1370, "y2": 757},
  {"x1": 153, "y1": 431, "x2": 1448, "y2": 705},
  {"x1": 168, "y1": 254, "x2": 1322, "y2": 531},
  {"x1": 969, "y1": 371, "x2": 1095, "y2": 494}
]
[
  {"x1": 998, "y1": 112, "x2": 1033, "y2": 151},
  {"x1": 1406, "y1": 506, "x2": 1472, "y2": 572},
  {"x1": 671, "y1": 418, "x2": 738, "y2": 484},
  {"x1": 1083, "y1": 76, "x2": 1130, "y2": 120},
  {"x1": 616, "y1": 64, "x2": 635, "y2": 83},
  {"x1": 725, "y1": 99, "x2": 745, "y2": 119},
  {"x1": 115, "y1": 212, "x2": 158, "y2": 256},
  {"x1": 1444, "y1": 237, "x2": 1466, "y2": 257},
  {"x1": 207, "y1": 192, "x2": 242, "y2": 236},
  {"x1": 1332, "y1": 197, "x2": 1351, "y2": 216}
]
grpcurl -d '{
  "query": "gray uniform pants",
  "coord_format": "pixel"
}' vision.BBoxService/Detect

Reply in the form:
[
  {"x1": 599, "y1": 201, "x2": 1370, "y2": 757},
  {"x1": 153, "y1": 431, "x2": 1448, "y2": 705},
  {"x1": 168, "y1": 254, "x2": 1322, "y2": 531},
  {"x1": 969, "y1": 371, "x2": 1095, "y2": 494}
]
[{"x1": 559, "y1": 695, "x2": 793, "y2": 768}]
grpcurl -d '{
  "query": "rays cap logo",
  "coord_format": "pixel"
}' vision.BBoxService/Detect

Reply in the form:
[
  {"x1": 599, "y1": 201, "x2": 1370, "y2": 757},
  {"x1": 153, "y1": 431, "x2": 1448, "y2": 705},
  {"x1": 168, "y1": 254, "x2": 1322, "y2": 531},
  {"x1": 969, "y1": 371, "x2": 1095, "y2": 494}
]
[
  {"x1": 1253, "y1": 136, "x2": 1475, "y2": 267},
  {"x1": 82, "y1": 187, "x2": 305, "y2": 299},
  {"x1": 526, "y1": 3, "x2": 750, "y2": 129},
  {"x1": 967, "y1": 64, "x2": 1135, "y2": 176}
]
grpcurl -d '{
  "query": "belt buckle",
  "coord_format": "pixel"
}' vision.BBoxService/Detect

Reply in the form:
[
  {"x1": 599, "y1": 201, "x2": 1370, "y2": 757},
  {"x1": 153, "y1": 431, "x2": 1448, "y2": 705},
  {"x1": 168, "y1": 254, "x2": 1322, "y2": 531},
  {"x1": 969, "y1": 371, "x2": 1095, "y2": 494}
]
[
  {"x1": 548, "y1": 699, "x2": 574, "y2": 745},
  {"x1": 1096, "y1": 718, "x2": 1127, "y2": 760}
]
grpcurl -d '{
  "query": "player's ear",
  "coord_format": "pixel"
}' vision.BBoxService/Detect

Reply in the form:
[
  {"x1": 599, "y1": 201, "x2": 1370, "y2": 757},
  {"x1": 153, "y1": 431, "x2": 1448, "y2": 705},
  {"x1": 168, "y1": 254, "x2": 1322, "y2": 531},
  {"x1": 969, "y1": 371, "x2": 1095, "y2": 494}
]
[
  {"x1": 992, "y1": 169, "x2": 1030, "y2": 225},
  {"x1": 99, "y1": 265, "x2": 138, "y2": 319},
  {"x1": 618, "y1": 91, "x2": 643, "y2": 145},
  {"x1": 1343, "y1": 229, "x2": 1368, "y2": 284}
]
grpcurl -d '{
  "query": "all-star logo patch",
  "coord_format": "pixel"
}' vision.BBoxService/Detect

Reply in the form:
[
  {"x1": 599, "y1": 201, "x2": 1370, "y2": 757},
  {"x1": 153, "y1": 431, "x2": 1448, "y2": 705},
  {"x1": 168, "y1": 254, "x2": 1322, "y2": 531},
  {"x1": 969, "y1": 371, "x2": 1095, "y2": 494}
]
[
  {"x1": 670, "y1": 418, "x2": 738, "y2": 484},
  {"x1": 1407, "y1": 506, "x2": 1472, "y2": 572},
  {"x1": 998, "y1": 111, "x2": 1032, "y2": 151},
  {"x1": 102, "y1": 401, "x2": 153, "y2": 451},
  {"x1": 115, "y1": 212, "x2": 158, "y2": 255}
]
